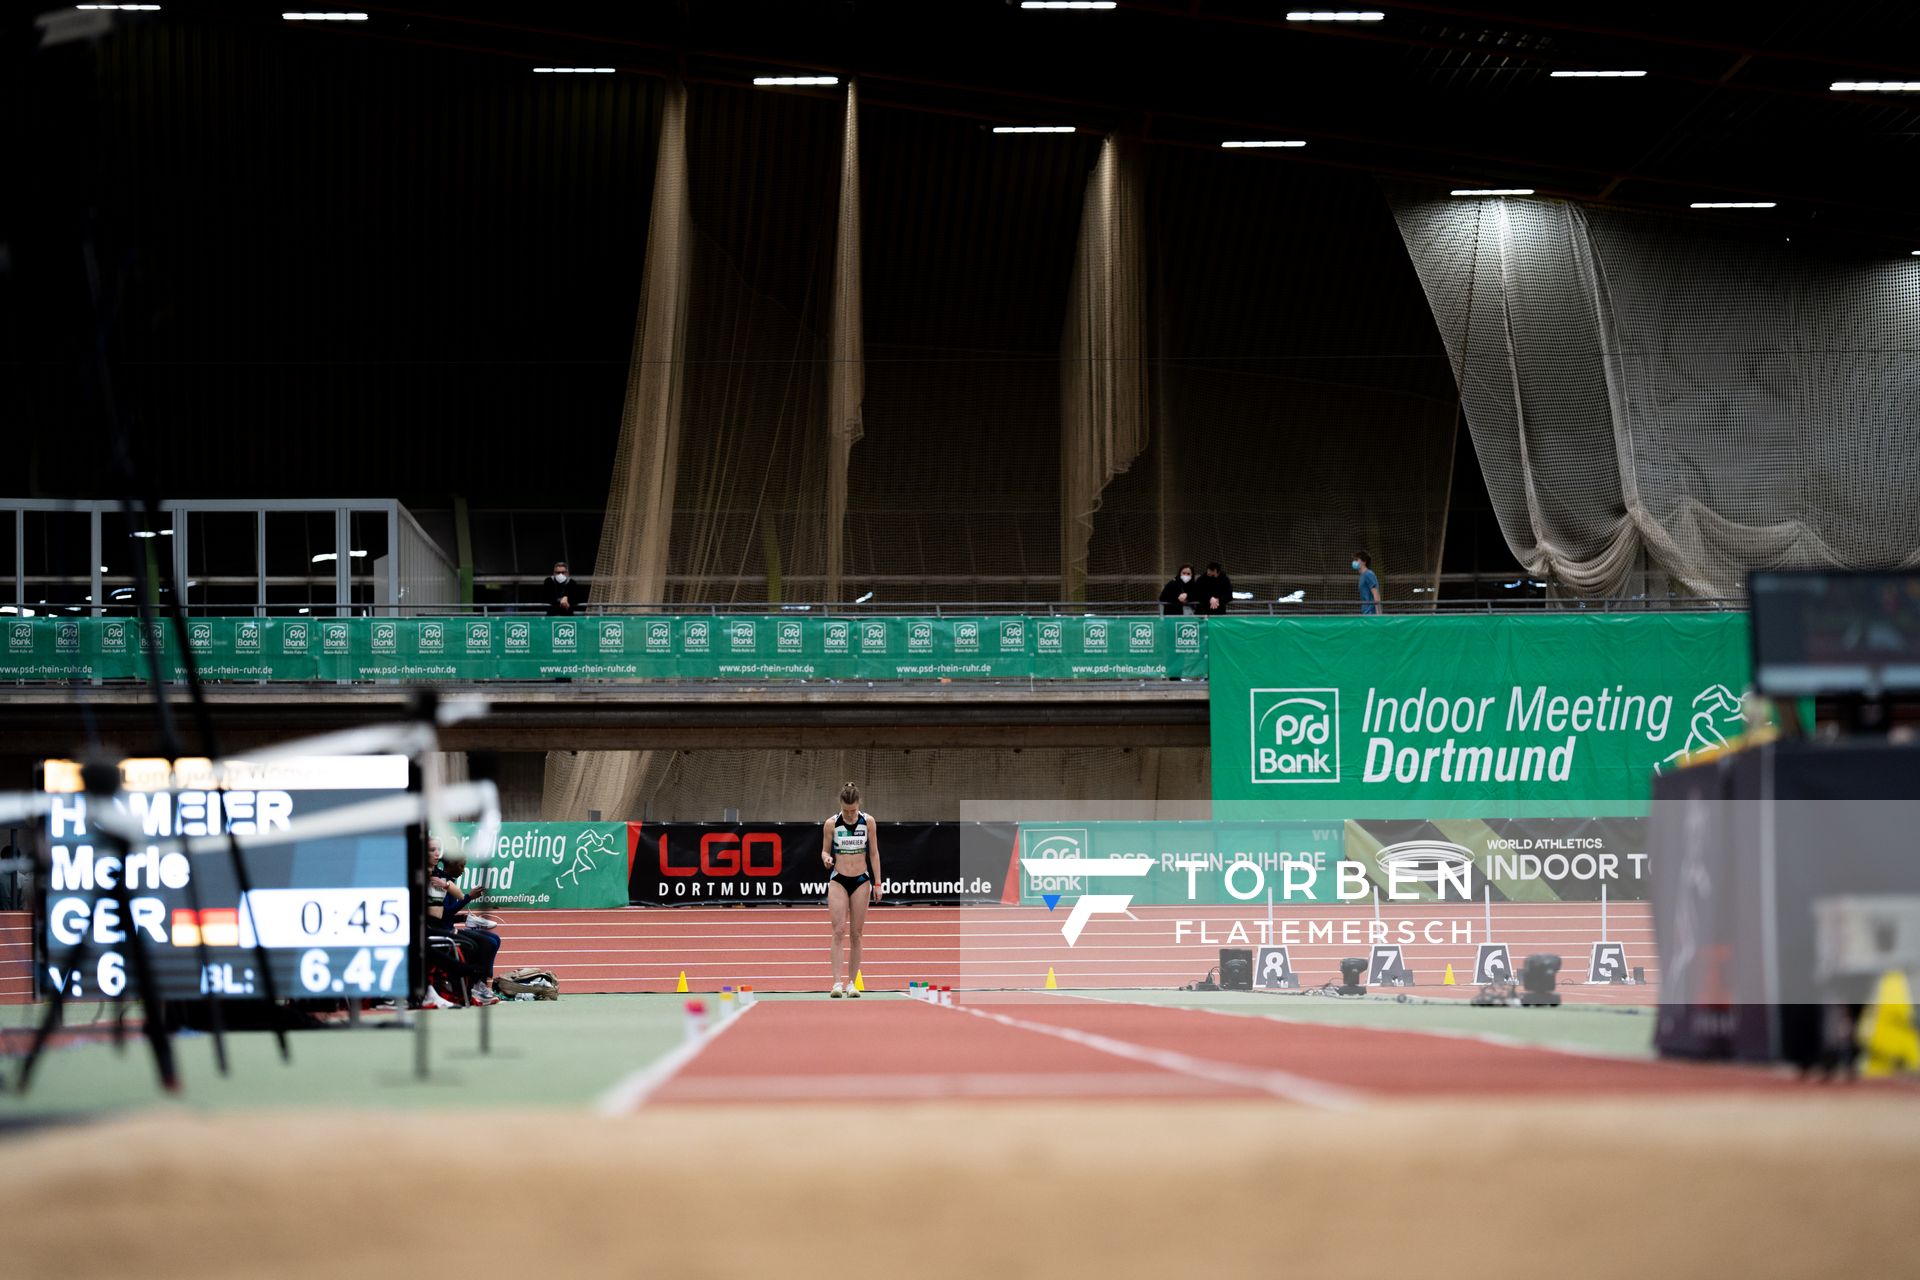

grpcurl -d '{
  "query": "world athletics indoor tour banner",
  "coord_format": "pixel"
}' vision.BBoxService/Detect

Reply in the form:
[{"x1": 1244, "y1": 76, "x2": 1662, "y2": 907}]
[{"x1": 0, "y1": 614, "x2": 1207, "y2": 682}]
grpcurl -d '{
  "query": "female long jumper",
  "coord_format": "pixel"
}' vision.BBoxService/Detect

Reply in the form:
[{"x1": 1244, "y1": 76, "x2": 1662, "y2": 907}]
[{"x1": 821, "y1": 782, "x2": 881, "y2": 997}]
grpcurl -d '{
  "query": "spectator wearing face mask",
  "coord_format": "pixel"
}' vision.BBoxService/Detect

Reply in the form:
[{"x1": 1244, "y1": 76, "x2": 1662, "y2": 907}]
[
  {"x1": 543, "y1": 560, "x2": 582, "y2": 616},
  {"x1": 1159, "y1": 563, "x2": 1197, "y2": 615},
  {"x1": 1353, "y1": 550, "x2": 1382, "y2": 614}
]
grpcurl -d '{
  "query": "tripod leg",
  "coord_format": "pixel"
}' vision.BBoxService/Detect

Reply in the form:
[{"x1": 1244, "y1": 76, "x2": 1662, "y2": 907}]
[{"x1": 15, "y1": 933, "x2": 91, "y2": 1093}]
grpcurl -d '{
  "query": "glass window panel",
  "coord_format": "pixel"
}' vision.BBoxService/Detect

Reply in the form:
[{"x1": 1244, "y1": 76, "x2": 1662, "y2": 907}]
[
  {"x1": 348, "y1": 511, "x2": 391, "y2": 613},
  {"x1": 263, "y1": 511, "x2": 338, "y2": 614},
  {"x1": 22, "y1": 510, "x2": 92, "y2": 613},
  {"x1": 187, "y1": 512, "x2": 259, "y2": 613},
  {"x1": 0, "y1": 511, "x2": 17, "y2": 609}
]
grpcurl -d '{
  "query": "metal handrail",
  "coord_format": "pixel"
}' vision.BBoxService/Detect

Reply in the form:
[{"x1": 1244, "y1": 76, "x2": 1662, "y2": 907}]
[{"x1": 30, "y1": 596, "x2": 1752, "y2": 618}]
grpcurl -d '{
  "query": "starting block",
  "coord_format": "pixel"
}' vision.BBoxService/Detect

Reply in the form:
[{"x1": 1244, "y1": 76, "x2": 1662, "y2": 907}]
[
  {"x1": 1474, "y1": 943, "x2": 1513, "y2": 985},
  {"x1": 1253, "y1": 945, "x2": 1300, "y2": 989},
  {"x1": 1369, "y1": 944, "x2": 1415, "y2": 987},
  {"x1": 1587, "y1": 941, "x2": 1630, "y2": 985}
]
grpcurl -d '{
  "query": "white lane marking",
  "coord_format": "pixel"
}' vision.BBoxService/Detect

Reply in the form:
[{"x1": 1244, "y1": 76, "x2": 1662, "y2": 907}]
[
  {"x1": 661, "y1": 1071, "x2": 1234, "y2": 1100},
  {"x1": 595, "y1": 1004, "x2": 757, "y2": 1115},
  {"x1": 941, "y1": 1001, "x2": 1361, "y2": 1110},
  {"x1": 1047, "y1": 989, "x2": 1654, "y2": 1063}
]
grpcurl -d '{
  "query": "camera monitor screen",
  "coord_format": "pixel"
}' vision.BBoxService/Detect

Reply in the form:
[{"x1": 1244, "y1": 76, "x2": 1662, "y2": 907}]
[
  {"x1": 1748, "y1": 570, "x2": 1920, "y2": 698},
  {"x1": 37, "y1": 755, "x2": 419, "y2": 1002}
]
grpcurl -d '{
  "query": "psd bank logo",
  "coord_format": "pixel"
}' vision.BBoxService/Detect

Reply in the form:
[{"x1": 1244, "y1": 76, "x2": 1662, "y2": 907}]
[
  {"x1": 188, "y1": 622, "x2": 213, "y2": 652},
  {"x1": 1020, "y1": 826, "x2": 1149, "y2": 947},
  {"x1": 1249, "y1": 688, "x2": 1339, "y2": 784},
  {"x1": 7, "y1": 622, "x2": 31, "y2": 653}
]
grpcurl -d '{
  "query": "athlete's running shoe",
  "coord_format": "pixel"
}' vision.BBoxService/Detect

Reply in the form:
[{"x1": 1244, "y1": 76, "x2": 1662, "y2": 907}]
[{"x1": 830, "y1": 983, "x2": 845, "y2": 998}]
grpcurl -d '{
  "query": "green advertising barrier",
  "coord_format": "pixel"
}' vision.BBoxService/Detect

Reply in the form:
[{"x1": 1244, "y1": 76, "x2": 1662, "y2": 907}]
[
  {"x1": 445, "y1": 822, "x2": 629, "y2": 909},
  {"x1": 1207, "y1": 614, "x2": 1752, "y2": 817},
  {"x1": 0, "y1": 614, "x2": 1209, "y2": 682},
  {"x1": 1018, "y1": 820, "x2": 1348, "y2": 905}
]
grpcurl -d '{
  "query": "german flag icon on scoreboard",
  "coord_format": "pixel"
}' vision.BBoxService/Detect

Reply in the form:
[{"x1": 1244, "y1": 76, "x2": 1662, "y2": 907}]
[{"x1": 171, "y1": 908, "x2": 241, "y2": 948}]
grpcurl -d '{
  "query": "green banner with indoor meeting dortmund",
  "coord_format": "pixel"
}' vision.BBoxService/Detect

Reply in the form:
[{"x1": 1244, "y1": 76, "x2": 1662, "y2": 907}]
[
  {"x1": 1208, "y1": 614, "x2": 1753, "y2": 817},
  {"x1": 0, "y1": 615, "x2": 1206, "y2": 682},
  {"x1": 444, "y1": 822, "x2": 629, "y2": 909}
]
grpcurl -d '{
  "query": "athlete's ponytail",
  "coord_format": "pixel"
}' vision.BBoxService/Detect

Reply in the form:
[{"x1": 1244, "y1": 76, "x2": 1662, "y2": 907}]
[{"x1": 839, "y1": 782, "x2": 861, "y2": 806}]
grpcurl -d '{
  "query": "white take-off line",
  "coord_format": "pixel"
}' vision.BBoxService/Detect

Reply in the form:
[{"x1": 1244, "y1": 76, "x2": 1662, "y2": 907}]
[
  {"x1": 939, "y1": 999, "x2": 1363, "y2": 1110},
  {"x1": 596, "y1": 1003, "x2": 758, "y2": 1115}
]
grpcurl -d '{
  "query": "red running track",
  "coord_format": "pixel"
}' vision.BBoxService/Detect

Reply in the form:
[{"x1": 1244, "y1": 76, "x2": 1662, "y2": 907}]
[
  {"x1": 497, "y1": 902, "x2": 1658, "y2": 999},
  {"x1": 1, "y1": 913, "x2": 30, "y2": 1005},
  {"x1": 640, "y1": 994, "x2": 1806, "y2": 1108},
  {"x1": 0, "y1": 902, "x2": 1660, "y2": 1004}
]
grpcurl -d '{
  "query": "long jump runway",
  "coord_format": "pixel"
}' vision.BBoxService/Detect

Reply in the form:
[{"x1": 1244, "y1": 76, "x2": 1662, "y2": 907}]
[
  {"x1": 493, "y1": 902, "x2": 1659, "y2": 997},
  {"x1": 631, "y1": 994, "x2": 1812, "y2": 1110}
]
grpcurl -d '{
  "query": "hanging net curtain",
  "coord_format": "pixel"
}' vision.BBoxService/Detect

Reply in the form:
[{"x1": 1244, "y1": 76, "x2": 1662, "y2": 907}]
[
  {"x1": 1060, "y1": 134, "x2": 1150, "y2": 601},
  {"x1": 1086, "y1": 154, "x2": 1459, "y2": 607},
  {"x1": 824, "y1": 82, "x2": 865, "y2": 604},
  {"x1": 1389, "y1": 193, "x2": 1920, "y2": 597},
  {"x1": 542, "y1": 82, "x2": 694, "y2": 822}
]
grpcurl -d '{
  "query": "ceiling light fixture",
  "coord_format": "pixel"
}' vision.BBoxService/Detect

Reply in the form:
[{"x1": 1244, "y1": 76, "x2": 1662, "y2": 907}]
[
  {"x1": 534, "y1": 67, "x2": 616, "y2": 74},
  {"x1": 77, "y1": 5, "x2": 161, "y2": 10},
  {"x1": 1020, "y1": 1, "x2": 1118, "y2": 8},
  {"x1": 752, "y1": 75, "x2": 839, "y2": 86},
  {"x1": 1831, "y1": 81, "x2": 1920, "y2": 92},
  {"x1": 993, "y1": 125, "x2": 1076, "y2": 133},
  {"x1": 282, "y1": 11, "x2": 368, "y2": 19},
  {"x1": 1450, "y1": 188, "x2": 1534, "y2": 196},
  {"x1": 1286, "y1": 10, "x2": 1384, "y2": 20},
  {"x1": 1689, "y1": 201, "x2": 1775, "y2": 208},
  {"x1": 1222, "y1": 139, "x2": 1307, "y2": 148},
  {"x1": 1549, "y1": 70, "x2": 1646, "y2": 78}
]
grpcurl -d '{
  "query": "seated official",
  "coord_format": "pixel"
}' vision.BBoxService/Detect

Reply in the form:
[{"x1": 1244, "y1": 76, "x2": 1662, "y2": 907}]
[{"x1": 428, "y1": 849, "x2": 502, "y2": 1005}]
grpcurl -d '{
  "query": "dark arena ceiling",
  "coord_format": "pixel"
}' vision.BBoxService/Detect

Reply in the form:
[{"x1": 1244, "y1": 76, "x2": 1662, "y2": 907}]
[
  {"x1": 34, "y1": 0, "x2": 1911, "y2": 236},
  {"x1": 7, "y1": 1, "x2": 1919, "y2": 504}
]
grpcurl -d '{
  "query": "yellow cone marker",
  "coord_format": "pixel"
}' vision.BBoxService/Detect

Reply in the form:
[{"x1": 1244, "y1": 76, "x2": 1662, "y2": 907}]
[
  {"x1": 1859, "y1": 969, "x2": 1919, "y2": 1077},
  {"x1": 1045, "y1": 967, "x2": 1059, "y2": 990},
  {"x1": 854, "y1": 970, "x2": 866, "y2": 993},
  {"x1": 675, "y1": 971, "x2": 689, "y2": 994},
  {"x1": 1443, "y1": 963, "x2": 1456, "y2": 986}
]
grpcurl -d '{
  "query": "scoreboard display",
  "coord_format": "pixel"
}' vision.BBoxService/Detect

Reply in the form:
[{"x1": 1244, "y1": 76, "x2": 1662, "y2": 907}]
[{"x1": 36, "y1": 755, "x2": 420, "y2": 1003}]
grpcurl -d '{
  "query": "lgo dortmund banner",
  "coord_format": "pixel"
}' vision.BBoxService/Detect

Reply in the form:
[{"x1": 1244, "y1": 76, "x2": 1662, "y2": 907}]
[{"x1": 1207, "y1": 614, "x2": 1754, "y2": 818}]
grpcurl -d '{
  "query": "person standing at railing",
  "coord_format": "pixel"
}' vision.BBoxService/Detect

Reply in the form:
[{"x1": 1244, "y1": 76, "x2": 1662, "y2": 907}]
[
  {"x1": 543, "y1": 561, "x2": 582, "y2": 616},
  {"x1": 1159, "y1": 563, "x2": 1196, "y2": 616},
  {"x1": 1199, "y1": 562, "x2": 1231, "y2": 616},
  {"x1": 1354, "y1": 550, "x2": 1383, "y2": 615}
]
